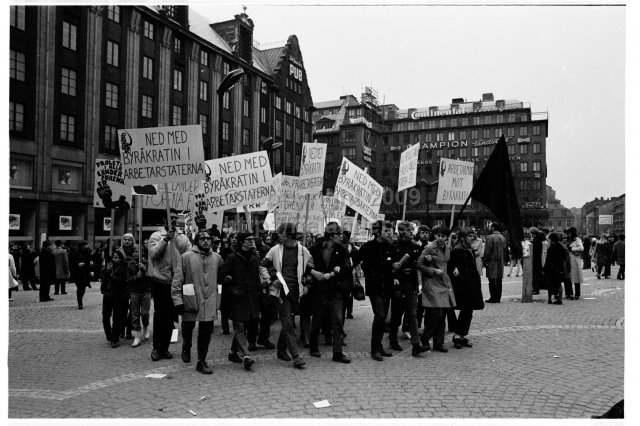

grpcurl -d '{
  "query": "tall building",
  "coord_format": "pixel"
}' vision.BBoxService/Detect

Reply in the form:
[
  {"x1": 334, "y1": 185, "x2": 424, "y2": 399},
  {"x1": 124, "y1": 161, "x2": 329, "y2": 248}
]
[
  {"x1": 9, "y1": 5, "x2": 314, "y2": 248},
  {"x1": 313, "y1": 92, "x2": 550, "y2": 230}
]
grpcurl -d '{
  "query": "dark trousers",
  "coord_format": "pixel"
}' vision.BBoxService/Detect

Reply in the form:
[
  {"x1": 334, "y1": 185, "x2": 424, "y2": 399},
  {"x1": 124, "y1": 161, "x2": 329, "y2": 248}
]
[
  {"x1": 39, "y1": 280, "x2": 52, "y2": 301},
  {"x1": 416, "y1": 304, "x2": 425, "y2": 329},
  {"x1": 563, "y1": 281, "x2": 581, "y2": 298},
  {"x1": 369, "y1": 294, "x2": 388, "y2": 353},
  {"x1": 422, "y1": 307, "x2": 445, "y2": 347},
  {"x1": 488, "y1": 278, "x2": 503, "y2": 301},
  {"x1": 231, "y1": 320, "x2": 251, "y2": 358},
  {"x1": 582, "y1": 257, "x2": 591, "y2": 270},
  {"x1": 181, "y1": 320, "x2": 214, "y2": 362},
  {"x1": 275, "y1": 292, "x2": 300, "y2": 358},
  {"x1": 54, "y1": 279, "x2": 66, "y2": 294},
  {"x1": 597, "y1": 263, "x2": 611, "y2": 277},
  {"x1": 298, "y1": 294, "x2": 312, "y2": 345},
  {"x1": 250, "y1": 293, "x2": 274, "y2": 344},
  {"x1": 547, "y1": 276, "x2": 563, "y2": 300},
  {"x1": 617, "y1": 264, "x2": 625, "y2": 279},
  {"x1": 454, "y1": 309, "x2": 473, "y2": 337},
  {"x1": 76, "y1": 283, "x2": 87, "y2": 307},
  {"x1": 151, "y1": 284, "x2": 174, "y2": 352},
  {"x1": 389, "y1": 293, "x2": 420, "y2": 346},
  {"x1": 22, "y1": 273, "x2": 37, "y2": 290},
  {"x1": 102, "y1": 295, "x2": 114, "y2": 340},
  {"x1": 102, "y1": 295, "x2": 127, "y2": 343},
  {"x1": 309, "y1": 293, "x2": 344, "y2": 354},
  {"x1": 446, "y1": 309, "x2": 458, "y2": 331}
]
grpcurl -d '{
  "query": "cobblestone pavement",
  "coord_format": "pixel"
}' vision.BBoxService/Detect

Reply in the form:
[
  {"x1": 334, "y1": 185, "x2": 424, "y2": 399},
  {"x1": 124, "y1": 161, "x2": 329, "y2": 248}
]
[{"x1": 8, "y1": 266, "x2": 624, "y2": 419}]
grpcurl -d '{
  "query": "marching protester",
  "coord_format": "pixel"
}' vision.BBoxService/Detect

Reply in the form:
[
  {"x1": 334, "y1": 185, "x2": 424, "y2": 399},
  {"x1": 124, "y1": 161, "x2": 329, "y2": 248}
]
[
  {"x1": 127, "y1": 244, "x2": 151, "y2": 347},
  {"x1": 417, "y1": 225, "x2": 456, "y2": 353},
  {"x1": 307, "y1": 222, "x2": 353, "y2": 363},
  {"x1": 341, "y1": 230, "x2": 361, "y2": 322},
  {"x1": 415, "y1": 225, "x2": 432, "y2": 330},
  {"x1": 172, "y1": 230, "x2": 222, "y2": 374},
  {"x1": 148, "y1": 209, "x2": 191, "y2": 361},
  {"x1": 565, "y1": 227, "x2": 584, "y2": 300},
  {"x1": 249, "y1": 233, "x2": 276, "y2": 351},
  {"x1": 448, "y1": 227, "x2": 484, "y2": 349},
  {"x1": 359, "y1": 220, "x2": 397, "y2": 361},
  {"x1": 220, "y1": 232, "x2": 260, "y2": 371},
  {"x1": 100, "y1": 250, "x2": 129, "y2": 347},
  {"x1": 483, "y1": 223, "x2": 506, "y2": 303},
  {"x1": 582, "y1": 235, "x2": 592, "y2": 270},
  {"x1": 390, "y1": 221, "x2": 426, "y2": 357},
  {"x1": 259, "y1": 222, "x2": 311, "y2": 369},
  {"x1": 20, "y1": 244, "x2": 37, "y2": 291},
  {"x1": 219, "y1": 232, "x2": 238, "y2": 335}
]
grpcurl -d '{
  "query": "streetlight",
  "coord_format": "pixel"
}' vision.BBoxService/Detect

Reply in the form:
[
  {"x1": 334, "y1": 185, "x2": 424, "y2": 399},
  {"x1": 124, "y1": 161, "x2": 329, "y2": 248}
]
[
  {"x1": 260, "y1": 137, "x2": 283, "y2": 173},
  {"x1": 217, "y1": 68, "x2": 245, "y2": 158}
]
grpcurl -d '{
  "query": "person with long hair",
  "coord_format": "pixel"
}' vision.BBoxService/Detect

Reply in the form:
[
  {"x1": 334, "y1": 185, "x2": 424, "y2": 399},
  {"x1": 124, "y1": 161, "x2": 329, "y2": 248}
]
[
  {"x1": 101, "y1": 250, "x2": 130, "y2": 347},
  {"x1": 521, "y1": 233, "x2": 534, "y2": 303}
]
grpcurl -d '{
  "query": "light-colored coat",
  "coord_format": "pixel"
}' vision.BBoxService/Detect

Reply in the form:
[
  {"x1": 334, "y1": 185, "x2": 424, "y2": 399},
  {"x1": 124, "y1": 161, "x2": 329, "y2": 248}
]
[
  {"x1": 417, "y1": 241, "x2": 456, "y2": 308},
  {"x1": 259, "y1": 243, "x2": 312, "y2": 296},
  {"x1": 52, "y1": 246, "x2": 70, "y2": 279},
  {"x1": 483, "y1": 231, "x2": 506, "y2": 279},
  {"x1": 148, "y1": 229, "x2": 191, "y2": 284},
  {"x1": 171, "y1": 246, "x2": 222, "y2": 322}
]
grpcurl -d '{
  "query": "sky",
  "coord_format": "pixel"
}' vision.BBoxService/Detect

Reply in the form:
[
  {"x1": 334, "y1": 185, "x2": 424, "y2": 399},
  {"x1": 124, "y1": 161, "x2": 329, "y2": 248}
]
[{"x1": 190, "y1": 0, "x2": 627, "y2": 209}]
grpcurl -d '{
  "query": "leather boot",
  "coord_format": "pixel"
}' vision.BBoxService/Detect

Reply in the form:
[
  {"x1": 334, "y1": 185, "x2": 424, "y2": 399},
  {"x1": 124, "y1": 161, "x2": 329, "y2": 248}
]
[{"x1": 131, "y1": 330, "x2": 141, "y2": 347}]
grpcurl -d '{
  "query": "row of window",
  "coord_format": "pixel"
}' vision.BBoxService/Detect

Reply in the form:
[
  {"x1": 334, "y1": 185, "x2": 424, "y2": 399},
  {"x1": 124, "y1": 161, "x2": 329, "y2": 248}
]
[
  {"x1": 274, "y1": 96, "x2": 308, "y2": 121},
  {"x1": 392, "y1": 112, "x2": 531, "y2": 132},
  {"x1": 383, "y1": 126, "x2": 541, "y2": 145}
]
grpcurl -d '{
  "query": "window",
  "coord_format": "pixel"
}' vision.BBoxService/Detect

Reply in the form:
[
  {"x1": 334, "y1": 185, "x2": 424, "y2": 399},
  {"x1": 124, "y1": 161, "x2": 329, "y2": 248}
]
[
  {"x1": 172, "y1": 105, "x2": 182, "y2": 125},
  {"x1": 426, "y1": 150, "x2": 432, "y2": 159},
  {"x1": 428, "y1": 120, "x2": 436, "y2": 129},
  {"x1": 436, "y1": 149, "x2": 443, "y2": 157},
  {"x1": 473, "y1": 116, "x2": 480, "y2": 125},
  {"x1": 519, "y1": 144, "x2": 528, "y2": 155},
  {"x1": 450, "y1": 118, "x2": 457, "y2": 127},
  {"x1": 163, "y1": 6, "x2": 176, "y2": 18},
  {"x1": 448, "y1": 131, "x2": 455, "y2": 141},
  {"x1": 520, "y1": 162, "x2": 528, "y2": 172},
  {"x1": 60, "y1": 114, "x2": 75, "y2": 142},
  {"x1": 485, "y1": 116, "x2": 492, "y2": 125},
  {"x1": 483, "y1": 146, "x2": 492, "y2": 156},
  {"x1": 439, "y1": 119, "x2": 446, "y2": 128},
  {"x1": 436, "y1": 133, "x2": 444, "y2": 142},
  {"x1": 106, "y1": 41, "x2": 119, "y2": 67},
  {"x1": 105, "y1": 83, "x2": 119, "y2": 108},
  {"x1": 461, "y1": 118, "x2": 468, "y2": 126},
  {"x1": 482, "y1": 129, "x2": 491, "y2": 138},
  {"x1": 520, "y1": 126, "x2": 528, "y2": 136},
  {"x1": 533, "y1": 161, "x2": 541, "y2": 172},
  {"x1": 533, "y1": 125, "x2": 541, "y2": 136},
  {"x1": 222, "y1": 121, "x2": 230, "y2": 141},
  {"x1": 141, "y1": 95, "x2": 153, "y2": 118},
  {"x1": 173, "y1": 70, "x2": 183, "y2": 91},
  {"x1": 341, "y1": 147, "x2": 356, "y2": 160},
  {"x1": 142, "y1": 56, "x2": 153, "y2": 80},
  {"x1": 62, "y1": 21, "x2": 77, "y2": 51},
  {"x1": 497, "y1": 115, "x2": 504, "y2": 124},
  {"x1": 107, "y1": 6, "x2": 120, "y2": 23},
  {"x1": 242, "y1": 128, "x2": 250, "y2": 147},
  {"x1": 200, "y1": 50, "x2": 208, "y2": 67},
  {"x1": 285, "y1": 123, "x2": 292, "y2": 141},
  {"x1": 260, "y1": 107, "x2": 266, "y2": 124},
  {"x1": 495, "y1": 128, "x2": 502, "y2": 137},
  {"x1": 275, "y1": 120, "x2": 282, "y2": 137},
  {"x1": 104, "y1": 124, "x2": 118, "y2": 152},
  {"x1": 223, "y1": 92, "x2": 230, "y2": 109},
  {"x1": 326, "y1": 151, "x2": 334, "y2": 163},
  {"x1": 9, "y1": 102, "x2": 24, "y2": 132},
  {"x1": 223, "y1": 62, "x2": 230, "y2": 76},
  {"x1": 295, "y1": 105, "x2": 301, "y2": 119},
  {"x1": 533, "y1": 143, "x2": 541, "y2": 154},
  {"x1": 261, "y1": 81, "x2": 268, "y2": 95},
  {"x1": 10, "y1": 50, "x2": 26, "y2": 81},
  {"x1": 343, "y1": 130, "x2": 356, "y2": 143},
  {"x1": 199, "y1": 81, "x2": 208, "y2": 101},
  {"x1": 143, "y1": 21, "x2": 154, "y2": 39},
  {"x1": 472, "y1": 147, "x2": 479, "y2": 157},
  {"x1": 520, "y1": 180, "x2": 528, "y2": 190},
  {"x1": 199, "y1": 114, "x2": 208, "y2": 135},
  {"x1": 533, "y1": 179, "x2": 541, "y2": 190},
  {"x1": 61, "y1": 68, "x2": 77, "y2": 96},
  {"x1": 507, "y1": 127, "x2": 515, "y2": 137},
  {"x1": 10, "y1": 6, "x2": 26, "y2": 30},
  {"x1": 460, "y1": 148, "x2": 467, "y2": 157},
  {"x1": 286, "y1": 101, "x2": 292, "y2": 114},
  {"x1": 173, "y1": 38, "x2": 182, "y2": 54},
  {"x1": 403, "y1": 134, "x2": 410, "y2": 144},
  {"x1": 508, "y1": 145, "x2": 515, "y2": 155},
  {"x1": 448, "y1": 149, "x2": 455, "y2": 158},
  {"x1": 275, "y1": 95, "x2": 282, "y2": 109},
  {"x1": 243, "y1": 99, "x2": 249, "y2": 117},
  {"x1": 508, "y1": 113, "x2": 516, "y2": 123},
  {"x1": 425, "y1": 134, "x2": 432, "y2": 142},
  {"x1": 460, "y1": 130, "x2": 466, "y2": 140}
]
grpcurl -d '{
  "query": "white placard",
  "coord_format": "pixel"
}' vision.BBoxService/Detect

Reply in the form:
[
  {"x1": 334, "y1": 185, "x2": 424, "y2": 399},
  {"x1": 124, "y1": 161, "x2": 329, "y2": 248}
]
[
  {"x1": 333, "y1": 158, "x2": 383, "y2": 223},
  {"x1": 268, "y1": 172, "x2": 282, "y2": 212},
  {"x1": 297, "y1": 142, "x2": 327, "y2": 195},
  {"x1": 119, "y1": 124, "x2": 206, "y2": 186},
  {"x1": 435, "y1": 158, "x2": 475, "y2": 205},
  {"x1": 598, "y1": 215, "x2": 613, "y2": 225},
  {"x1": 321, "y1": 196, "x2": 346, "y2": 223},
  {"x1": 398, "y1": 142, "x2": 420, "y2": 192},
  {"x1": 94, "y1": 159, "x2": 132, "y2": 209},
  {"x1": 141, "y1": 180, "x2": 201, "y2": 211},
  {"x1": 199, "y1": 152, "x2": 273, "y2": 212}
]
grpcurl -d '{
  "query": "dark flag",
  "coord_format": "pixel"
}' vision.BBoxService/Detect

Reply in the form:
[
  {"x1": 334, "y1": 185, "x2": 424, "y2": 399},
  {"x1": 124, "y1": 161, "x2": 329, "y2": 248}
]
[{"x1": 469, "y1": 135, "x2": 524, "y2": 257}]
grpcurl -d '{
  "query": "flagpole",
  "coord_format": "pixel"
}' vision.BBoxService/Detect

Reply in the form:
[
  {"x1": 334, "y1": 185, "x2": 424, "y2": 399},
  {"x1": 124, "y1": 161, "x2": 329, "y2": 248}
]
[
  {"x1": 137, "y1": 195, "x2": 143, "y2": 264},
  {"x1": 452, "y1": 192, "x2": 473, "y2": 231},
  {"x1": 402, "y1": 189, "x2": 408, "y2": 221},
  {"x1": 108, "y1": 208, "x2": 116, "y2": 257},
  {"x1": 302, "y1": 194, "x2": 310, "y2": 246}
]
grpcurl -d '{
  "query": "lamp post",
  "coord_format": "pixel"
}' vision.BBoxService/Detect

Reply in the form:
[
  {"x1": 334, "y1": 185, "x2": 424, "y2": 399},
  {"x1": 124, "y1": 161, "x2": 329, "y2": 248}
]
[
  {"x1": 260, "y1": 136, "x2": 283, "y2": 172},
  {"x1": 216, "y1": 68, "x2": 245, "y2": 158}
]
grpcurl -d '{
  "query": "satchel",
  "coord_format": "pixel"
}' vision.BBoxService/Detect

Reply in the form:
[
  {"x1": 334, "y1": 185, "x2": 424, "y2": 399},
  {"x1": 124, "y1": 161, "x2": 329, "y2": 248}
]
[
  {"x1": 352, "y1": 279, "x2": 365, "y2": 301},
  {"x1": 182, "y1": 283, "x2": 198, "y2": 313}
]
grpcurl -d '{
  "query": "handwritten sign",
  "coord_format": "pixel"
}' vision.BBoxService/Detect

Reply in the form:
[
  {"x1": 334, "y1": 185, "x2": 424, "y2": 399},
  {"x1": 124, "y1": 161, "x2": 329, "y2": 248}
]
[
  {"x1": 268, "y1": 173, "x2": 282, "y2": 212},
  {"x1": 398, "y1": 143, "x2": 420, "y2": 192},
  {"x1": 276, "y1": 175, "x2": 322, "y2": 231},
  {"x1": 141, "y1": 180, "x2": 200, "y2": 211},
  {"x1": 297, "y1": 142, "x2": 327, "y2": 195},
  {"x1": 435, "y1": 158, "x2": 474, "y2": 205},
  {"x1": 119, "y1": 125, "x2": 206, "y2": 185},
  {"x1": 333, "y1": 158, "x2": 383, "y2": 223},
  {"x1": 94, "y1": 159, "x2": 131, "y2": 209},
  {"x1": 322, "y1": 196, "x2": 346, "y2": 223}
]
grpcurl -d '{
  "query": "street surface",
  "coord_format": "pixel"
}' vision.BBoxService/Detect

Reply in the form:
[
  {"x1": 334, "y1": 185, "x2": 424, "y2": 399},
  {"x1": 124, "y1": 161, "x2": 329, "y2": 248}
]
[{"x1": 8, "y1": 266, "x2": 624, "y2": 419}]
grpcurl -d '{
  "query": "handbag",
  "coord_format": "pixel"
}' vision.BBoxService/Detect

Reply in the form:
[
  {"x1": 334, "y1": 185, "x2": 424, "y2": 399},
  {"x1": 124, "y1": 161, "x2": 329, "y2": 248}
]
[
  {"x1": 352, "y1": 278, "x2": 365, "y2": 301},
  {"x1": 182, "y1": 283, "x2": 198, "y2": 313}
]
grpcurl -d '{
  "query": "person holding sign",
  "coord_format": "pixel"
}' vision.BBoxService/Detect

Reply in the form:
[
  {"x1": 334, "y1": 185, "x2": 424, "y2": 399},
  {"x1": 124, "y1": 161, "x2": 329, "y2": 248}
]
[
  {"x1": 259, "y1": 223, "x2": 312, "y2": 370},
  {"x1": 148, "y1": 210, "x2": 191, "y2": 362}
]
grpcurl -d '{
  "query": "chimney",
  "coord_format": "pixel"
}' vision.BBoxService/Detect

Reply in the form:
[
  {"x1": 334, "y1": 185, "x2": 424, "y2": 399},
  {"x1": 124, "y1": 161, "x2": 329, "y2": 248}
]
[
  {"x1": 211, "y1": 9, "x2": 254, "y2": 64},
  {"x1": 451, "y1": 98, "x2": 464, "y2": 104},
  {"x1": 482, "y1": 93, "x2": 494, "y2": 102}
]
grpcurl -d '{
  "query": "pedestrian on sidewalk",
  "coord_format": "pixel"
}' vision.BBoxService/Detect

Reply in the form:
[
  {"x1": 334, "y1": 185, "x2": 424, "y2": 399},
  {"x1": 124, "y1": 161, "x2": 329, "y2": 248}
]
[
  {"x1": 613, "y1": 234, "x2": 625, "y2": 280},
  {"x1": 100, "y1": 250, "x2": 129, "y2": 347},
  {"x1": 52, "y1": 240, "x2": 69, "y2": 295},
  {"x1": 594, "y1": 234, "x2": 612, "y2": 279},
  {"x1": 75, "y1": 242, "x2": 94, "y2": 310},
  {"x1": 565, "y1": 227, "x2": 584, "y2": 300},
  {"x1": 20, "y1": 244, "x2": 37, "y2": 291},
  {"x1": 483, "y1": 223, "x2": 506, "y2": 303},
  {"x1": 521, "y1": 232, "x2": 533, "y2": 303},
  {"x1": 172, "y1": 230, "x2": 222, "y2": 374},
  {"x1": 38, "y1": 241, "x2": 56, "y2": 302},
  {"x1": 543, "y1": 233, "x2": 570, "y2": 305}
]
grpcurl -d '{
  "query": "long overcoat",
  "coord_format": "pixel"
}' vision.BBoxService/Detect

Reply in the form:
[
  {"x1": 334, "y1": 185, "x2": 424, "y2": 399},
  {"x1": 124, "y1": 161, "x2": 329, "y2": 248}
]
[
  {"x1": 417, "y1": 241, "x2": 456, "y2": 308},
  {"x1": 448, "y1": 244, "x2": 484, "y2": 310},
  {"x1": 219, "y1": 249, "x2": 261, "y2": 322},
  {"x1": 483, "y1": 231, "x2": 506, "y2": 279}
]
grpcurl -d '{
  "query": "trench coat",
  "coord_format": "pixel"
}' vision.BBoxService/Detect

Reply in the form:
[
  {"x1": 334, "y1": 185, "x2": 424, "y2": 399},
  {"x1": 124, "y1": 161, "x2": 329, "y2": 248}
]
[
  {"x1": 483, "y1": 231, "x2": 506, "y2": 279},
  {"x1": 171, "y1": 247, "x2": 222, "y2": 322},
  {"x1": 417, "y1": 241, "x2": 456, "y2": 309},
  {"x1": 219, "y1": 249, "x2": 262, "y2": 322},
  {"x1": 447, "y1": 244, "x2": 484, "y2": 310}
]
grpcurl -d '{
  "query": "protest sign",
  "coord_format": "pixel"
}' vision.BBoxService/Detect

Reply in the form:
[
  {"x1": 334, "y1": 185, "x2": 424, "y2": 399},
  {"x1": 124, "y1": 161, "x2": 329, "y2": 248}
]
[
  {"x1": 141, "y1": 180, "x2": 201, "y2": 211},
  {"x1": 199, "y1": 152, "x2": 273, "y2": 212},
  {"x1": 398, "y1": 143, "x2": 420, "y2": 192},
  {"x1": 333, "y1": 158, "x2": 383, "y2": 223},
  {"x1": 94, "y1": 158, "x2": 132, "y2": 210},
  {"x1": 297, "y1": 143, "x2": 327, "y2": 195},
  {"x1": 322, "y1": 196, "x2": 346, "y2": 223},
  {"x1": 435, "y1": 158, "x2": 475, "y2": 205},
  {"x1": 268, "y1": 173, "x2": 282, "y2": 212},
  {"x1": 119, "y1": 124, "x2": 206, "y2": 186},
  {"x1": 276, "y1": 175, "x2": 322, "y2": 231}
]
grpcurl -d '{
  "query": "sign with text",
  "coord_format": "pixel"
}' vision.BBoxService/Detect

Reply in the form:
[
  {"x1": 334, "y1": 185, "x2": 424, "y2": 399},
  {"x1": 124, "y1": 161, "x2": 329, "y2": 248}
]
[
  {"x1": 598, "y1": 214, "x2": 613, "y2": 225},
  {"x1": 94, "y1": 159, "x2": 132, "y2": 210},
  {"x1": 268, "y1": 173, "x2": 283, "y2": 212},
  {"x1": 322, "y1": 196, "x2": 346, "y2": 223},
  {"x1": 297, "y1": 143, "x2": 327, "y2": 195},
  {"x1": 398, "y1": 143, "x2": 420, "y2": 192},
  {"x1": 333, "y1": 158, "x2": 383, "y2": 223},
  {"x1": 141, "y1": 180, "x2": 201, "y2": 211},
  {"x1": 435, "y1": 158, "x2": 474, "y2": 205},
  {"x1": 119, "y1": 125, "x2": 206, "y2": 185},
  {"x1": 199, "y1": 152, "x2": 273, "y2": 212}
]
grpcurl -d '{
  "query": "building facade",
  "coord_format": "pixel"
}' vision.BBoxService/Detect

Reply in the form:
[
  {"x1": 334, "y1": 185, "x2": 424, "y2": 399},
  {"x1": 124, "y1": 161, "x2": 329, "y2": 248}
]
[
  {"x1": 313, "y1": 92, "x2": 550, "y2": 230},
  {"x1": 9, "y1": 5, "x2": 314, "y2": 248}
]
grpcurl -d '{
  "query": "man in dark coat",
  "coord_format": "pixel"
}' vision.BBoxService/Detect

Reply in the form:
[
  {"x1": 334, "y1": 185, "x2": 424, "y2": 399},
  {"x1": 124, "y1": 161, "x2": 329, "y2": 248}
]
[
  {"x1": 359, "y1": 220, "x2": 397, "y2": 361},
  {"x1": 39, "y1": 241, "x2": 57, "y2": 302},
  {"x1": 544, "y1": 232, "x2": 571, "y2": 304},
  {"x1": 307, "y1": 222, "x2": 353, "y2": 364},
  {"x1": 220, "y1": 232, "x2": 261, "y2": 371},
  {"x1": 483, "y1": 223, "x2": 506, "y2": 303}
]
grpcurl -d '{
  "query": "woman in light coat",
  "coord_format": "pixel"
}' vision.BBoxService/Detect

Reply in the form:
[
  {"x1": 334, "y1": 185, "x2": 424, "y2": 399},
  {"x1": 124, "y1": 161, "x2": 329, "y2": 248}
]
[
  {"x1": 565, "y1": 227, "x2": 584, "y2": 299},
  {"x1": 521, "y1": 233, "x2": 533, "y2": 302}
]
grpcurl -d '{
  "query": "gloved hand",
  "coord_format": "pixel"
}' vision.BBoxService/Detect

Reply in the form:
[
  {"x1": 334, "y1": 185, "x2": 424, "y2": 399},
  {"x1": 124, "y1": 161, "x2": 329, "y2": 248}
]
[{"x1": 174, "y1": 304, "x2": 185, "y2": 316}]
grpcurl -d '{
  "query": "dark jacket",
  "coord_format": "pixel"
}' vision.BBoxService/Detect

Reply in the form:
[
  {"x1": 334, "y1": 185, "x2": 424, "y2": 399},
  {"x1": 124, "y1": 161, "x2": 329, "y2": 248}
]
[
  {"x1": 308, "y1": 241, "x2": 352, "y2": 296},
  {"x1": 127, "y1": 256, "x2": 151, "y2": 293},
  {"x1": 219, "y1": 248, "x2": 262, "y2": 322},
  {"x1": 39, "y1": 248, "x2": 56, "y2": 282},
  {"x1": 100, "y1": 262, "x2": 129, "y2": 299},
  {"x1": 544, "y1": 242, "x2": 571, "y2": 281},
  {"x1": 75, "y1": 248, "x2": 95, "y2": 286},
  {"x1": 448, "y1": 244, "x2": 484, "y2": 310},
  {"x1": 595, "y1": 241, "x2": 613, "y2": 264},
  {"x1": 360, "y1": 238, "x2": 396, "y2": 297},
  {"x1": 532, "y1": 233, "x2": 547, "y2": 290},
  {"x1": 392, "y1": 239, "x2": 422, "y2": 295}
]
